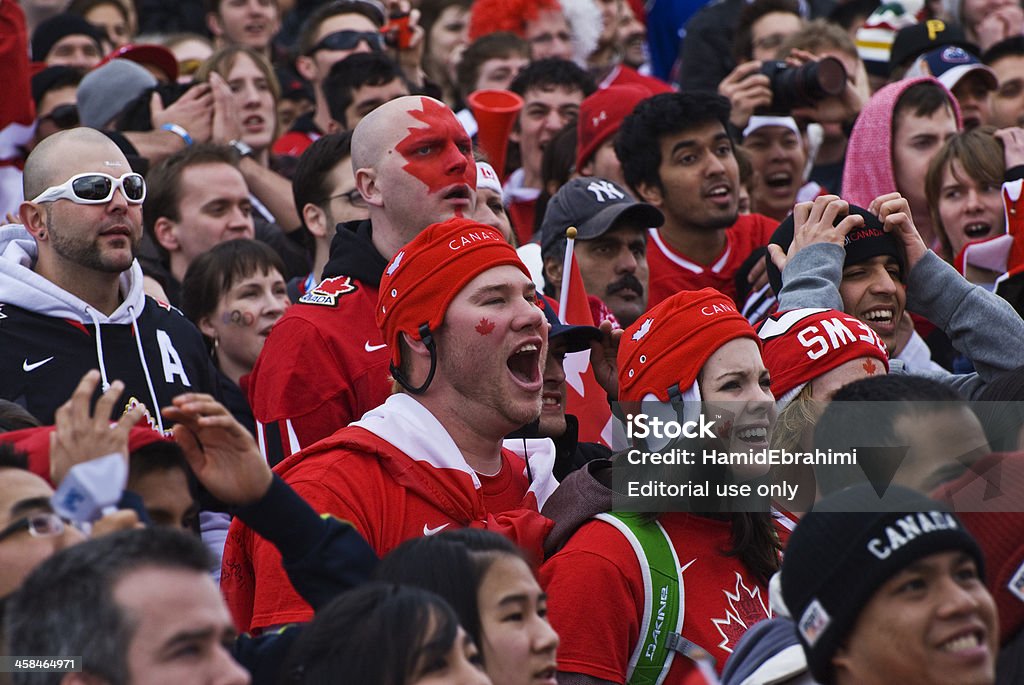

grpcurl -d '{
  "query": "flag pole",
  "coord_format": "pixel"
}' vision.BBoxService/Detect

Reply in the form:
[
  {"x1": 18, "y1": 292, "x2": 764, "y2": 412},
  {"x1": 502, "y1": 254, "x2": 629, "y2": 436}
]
[{"x1": 557, "y1": 226, "x2": 577, "y2": 324}]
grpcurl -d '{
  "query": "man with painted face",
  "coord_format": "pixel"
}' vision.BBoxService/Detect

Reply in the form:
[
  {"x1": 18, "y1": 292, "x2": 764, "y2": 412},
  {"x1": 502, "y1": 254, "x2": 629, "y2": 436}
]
[
  {"x1": 248, "y1": 95, "x2": 478, "y2": 465},
  {"x1": 223, "y1": 217, "x2": 557, "y2": 633}
]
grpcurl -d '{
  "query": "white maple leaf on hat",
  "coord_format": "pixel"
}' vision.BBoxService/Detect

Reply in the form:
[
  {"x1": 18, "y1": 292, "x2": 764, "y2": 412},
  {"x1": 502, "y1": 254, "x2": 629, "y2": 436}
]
[
  {"x1": 631, "y1": 317, "x2": 653, "y2": 341},
  {"x1": 386, "y1": 251, "x2": 404, "y2": 276}
]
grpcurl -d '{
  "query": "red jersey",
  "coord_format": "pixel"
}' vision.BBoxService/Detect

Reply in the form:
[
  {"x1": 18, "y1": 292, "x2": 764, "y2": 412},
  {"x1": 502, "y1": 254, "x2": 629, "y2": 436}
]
[
  {"x1": 247, "y1": 274, "x2": 392, "y2": 462},
  {"x1": 223, "y1": 395, "x2": 558, "y2": 631},
  {"x1": 271, "y1": 130, "x2": 318, "y2": 159},
  {"x1": 540, "y1": 512, "x2": 783, "y2": 682},
  {"x1": 646, "y1": 214, "x2": 776, "y2": 307}
]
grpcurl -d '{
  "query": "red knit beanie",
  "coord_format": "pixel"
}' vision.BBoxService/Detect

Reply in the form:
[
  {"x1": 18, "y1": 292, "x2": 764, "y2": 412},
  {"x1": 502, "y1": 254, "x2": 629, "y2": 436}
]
[
  {"x1": 757, "y1": 308, "x2": 889, "y2": 406},
  {"x1": 376, "y1": 217, "x2": 532, "y2": 368},
  {"x1": 617, "y1": 288, "x2": 761, "y2": 402}
]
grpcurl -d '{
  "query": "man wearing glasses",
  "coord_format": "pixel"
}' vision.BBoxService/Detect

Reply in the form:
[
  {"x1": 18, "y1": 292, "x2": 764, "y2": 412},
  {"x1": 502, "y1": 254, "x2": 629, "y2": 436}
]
[
  {"x1": 0, "y1": 127, "x2": 216, "y2": 428},
  {"x1": 0, "y1": 446, "x2": 84, "y2": 600}
]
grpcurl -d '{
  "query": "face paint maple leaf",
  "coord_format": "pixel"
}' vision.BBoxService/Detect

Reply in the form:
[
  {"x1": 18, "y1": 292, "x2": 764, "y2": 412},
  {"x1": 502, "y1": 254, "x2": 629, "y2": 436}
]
[
  {"x1": 476, "y1": 318, "x2": 495, "y2": 335},
  {"x1": 862, "y1": 359, "x2": 878, "y2": 375},
  {"x1": 397, "y1": 98, "x2": 475, "y2": 194}
]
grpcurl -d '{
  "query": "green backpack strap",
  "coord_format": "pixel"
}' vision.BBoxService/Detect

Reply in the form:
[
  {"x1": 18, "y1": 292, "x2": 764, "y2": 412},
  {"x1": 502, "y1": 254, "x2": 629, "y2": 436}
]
[{"x1": 594, "y1": 513, "x2": 719, "y2": 685}]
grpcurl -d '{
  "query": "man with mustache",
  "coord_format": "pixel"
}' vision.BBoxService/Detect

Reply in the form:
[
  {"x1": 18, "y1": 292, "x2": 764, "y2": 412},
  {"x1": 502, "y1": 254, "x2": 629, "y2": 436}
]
[{"x1": 540, "y1": 177, "x2": 662, "y2": 328}]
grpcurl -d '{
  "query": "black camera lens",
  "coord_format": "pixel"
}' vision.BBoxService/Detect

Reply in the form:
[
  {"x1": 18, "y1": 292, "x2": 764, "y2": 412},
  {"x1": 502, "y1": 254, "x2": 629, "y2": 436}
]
[{"x1": 758, "y1": 56, "x2": 848, "y2": 114}]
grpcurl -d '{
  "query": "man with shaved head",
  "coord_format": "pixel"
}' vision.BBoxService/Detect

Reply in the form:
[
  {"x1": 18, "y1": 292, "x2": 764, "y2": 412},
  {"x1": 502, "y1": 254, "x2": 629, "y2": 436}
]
[
  {"x1": 247, "y1": 95, "x2": 479, "y2": 464},
  {"x1": 0, "y1": 128, "x2": 215, "y2": 428}
]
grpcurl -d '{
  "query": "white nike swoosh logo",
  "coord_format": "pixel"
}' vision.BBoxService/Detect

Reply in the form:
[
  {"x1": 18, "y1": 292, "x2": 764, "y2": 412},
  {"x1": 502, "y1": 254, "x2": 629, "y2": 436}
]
[
  {"x1": 364, "y1": 341, "x2": 387, "y2": 352},
  {"x1": 423, "y1": 523, "x2": 449, "y2": 536},
  {"x1": 23, "y1": 357, "x2": 54, "y2": 372}
]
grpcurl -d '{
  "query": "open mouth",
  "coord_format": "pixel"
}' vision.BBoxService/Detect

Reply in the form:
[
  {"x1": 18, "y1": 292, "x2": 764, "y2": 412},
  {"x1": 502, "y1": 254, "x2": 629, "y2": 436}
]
[
  {"x1": 533, "y1": 666, "x2": 557, "y2": 684},
  {"x1": 765, "y1": 171, "x2": 793, "y2": 190},
  {"x1": 705, "y1": 183, "x2": 732, "y2": 205},
  {"x1": 244, "y1": 23, "x2": 266, "y2": 35},
  {"x1": 243, "y1": 114, "x2": 264, "y2": 129},
  {"x1": 963, "y1": 222, "x2": 992, "y2": 240},
  {"x1": 542, "y1": 391, "x2": 563, "y2": 411},
  {"x1": 734, "y1": 424, "x2": 769, "y2": 446},
  {"x1": 862, "y1": 308, "x2": 894, "y2": 325},
  {"x1": 507, "y1": 342, "x2": 542, "y2": 389},
  {"x1": 444, "y1": 185, "x2": 472, "y2": 204}
]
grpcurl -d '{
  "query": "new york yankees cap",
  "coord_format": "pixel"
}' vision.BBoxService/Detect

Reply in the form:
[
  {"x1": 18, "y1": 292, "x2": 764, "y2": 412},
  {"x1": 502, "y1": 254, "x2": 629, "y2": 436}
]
[{"x1": 540, "y1": 177, "x2": 663, "y2": 253}]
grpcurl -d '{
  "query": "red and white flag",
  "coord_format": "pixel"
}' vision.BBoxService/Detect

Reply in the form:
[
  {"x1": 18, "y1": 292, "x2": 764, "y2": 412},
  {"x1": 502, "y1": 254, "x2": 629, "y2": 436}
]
[{"x1": 557, "y1": 240, "x2": 614, "y2": 448}]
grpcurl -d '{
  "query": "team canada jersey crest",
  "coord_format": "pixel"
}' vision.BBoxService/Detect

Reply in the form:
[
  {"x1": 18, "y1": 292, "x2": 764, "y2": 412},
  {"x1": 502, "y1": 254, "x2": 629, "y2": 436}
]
[
  {"x1": 299, "y1": 276, "x2": 359, "y2": 307},
  {"x1": 710, "y1": 573, "x2": 772, "y2": 653}
]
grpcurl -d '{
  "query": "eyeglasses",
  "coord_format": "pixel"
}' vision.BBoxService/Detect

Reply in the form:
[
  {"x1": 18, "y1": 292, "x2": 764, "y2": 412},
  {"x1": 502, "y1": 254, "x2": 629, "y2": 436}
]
[
  {"x1": 0, "y1": 512, "x2": 68, "y2": 544},
  {"x1": 31, "y1": 172, "x2": 147, "y2": 205},
  {"x1": 326, "y1": 188, "x2": 368, "y2": 208},
  {"x1": 38, "y1": 103, "x2": 79, "y2": 129},
  {"x1": 308, "y1": 30, "x2": 384, "y2": 54}
]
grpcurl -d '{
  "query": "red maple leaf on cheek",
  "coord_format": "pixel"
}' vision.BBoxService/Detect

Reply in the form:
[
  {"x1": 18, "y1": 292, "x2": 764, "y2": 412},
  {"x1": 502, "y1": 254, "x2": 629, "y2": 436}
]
[
  {"x1": 862, "y1": 359, "x2": 878, "y2": 375},
  {"x1": 476, "y1": 318, "x2": 495, "y2": 335}
]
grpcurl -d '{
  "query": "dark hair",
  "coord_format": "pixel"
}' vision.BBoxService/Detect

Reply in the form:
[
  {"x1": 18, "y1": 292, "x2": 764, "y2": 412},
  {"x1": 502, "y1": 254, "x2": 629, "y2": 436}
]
[
  {"x1": 509, "y1": 57, "x2": 596, "y2": 98},
  {"x1": 733, "y1": 0, "x2": 801, "y2": 62},
  {"x1": 292, "y1": 131, "x2": 354, "y2": 224},
  {"x1": 0, "y1": 443, "x2": 29, "y2": 470},
  {"x1": 5, "y1": 528, "x2": 212, "y2": 685},
  {"x1": 296, "y1": 0, "x2": 385, "y2": 56},
  {"x1": 456, "y1": 32, "x2": 529, "y2": 101},
  {"x1": 281, "y1": 582, "x2": 462, "y2": 685},
  {"x1": 893, "y1": 81, "x2": 955, "y2": 132},
  {"x1": 323, "y1": 52, "x2": 408, "y2": 127},
  {"x1": 180, "y1": 239, "x2": 286, "y2": 344},
  {"x1": 814, "y1": 374, "x2": 967, "y2": 495},
  {"x1": 925, "y1": 126, "x2": 1004, "y2": 255},
  {"x1": 0, "y1": 401, "x2": 42, "y2": 433},
  {"x1": 374, "y1": 529, "x2": 523, "y2": 652},
  {"x1": 535, "y1": 120, "x2": 578, "y2": 239},
  {"x1": 982, "y1": 35, "x2": 1024, "y2": 65},
  {"x1": 617, "y1": 91, "x2": 732, "y2": 195},
  {"x1": 143, "y1": 143, "x2": 241, "y2": 237},
  {"x1": 975, "y1": 365, "x2": 1024, "y2": 451}
]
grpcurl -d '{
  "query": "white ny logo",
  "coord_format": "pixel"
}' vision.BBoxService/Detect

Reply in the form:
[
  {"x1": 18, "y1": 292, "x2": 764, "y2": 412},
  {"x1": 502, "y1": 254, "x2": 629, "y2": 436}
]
[{"x1": 586, "y1": 180, "x2": 625, "y2": 202}]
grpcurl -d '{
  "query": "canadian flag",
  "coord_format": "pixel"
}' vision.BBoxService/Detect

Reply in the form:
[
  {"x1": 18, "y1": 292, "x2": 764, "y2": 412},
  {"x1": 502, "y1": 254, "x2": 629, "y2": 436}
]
[{"x1": 556, "y1": 252, "x2": 615, "y2": 448}]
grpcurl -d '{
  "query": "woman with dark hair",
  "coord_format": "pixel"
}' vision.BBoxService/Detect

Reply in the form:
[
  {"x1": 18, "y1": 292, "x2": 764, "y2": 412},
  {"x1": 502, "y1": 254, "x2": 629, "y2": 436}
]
[
  {"x1": 181, "y1": 239, "x2": 289, "y2": 435},
  {"x1": 377, "y1": 529, "x2": 559, "y2": 685},
  {"x1": 282, "y1": 582, "x2": 492, "y2": 685}
]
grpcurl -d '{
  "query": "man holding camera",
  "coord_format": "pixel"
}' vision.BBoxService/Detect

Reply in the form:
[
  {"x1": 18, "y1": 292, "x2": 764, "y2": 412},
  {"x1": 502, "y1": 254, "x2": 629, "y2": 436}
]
[{"x1": 616, "y1": 92, "x2": 777, "y2": 307}]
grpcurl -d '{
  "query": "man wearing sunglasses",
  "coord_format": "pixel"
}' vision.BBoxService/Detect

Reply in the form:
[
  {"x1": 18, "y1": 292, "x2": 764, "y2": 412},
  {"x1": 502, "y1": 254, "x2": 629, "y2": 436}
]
[
  {"x1": 0, "y1": 128, "x2": 217, "y2": 428},
  {"x1": 275, "y1": 0, "x2": 426, "y2": 160}
]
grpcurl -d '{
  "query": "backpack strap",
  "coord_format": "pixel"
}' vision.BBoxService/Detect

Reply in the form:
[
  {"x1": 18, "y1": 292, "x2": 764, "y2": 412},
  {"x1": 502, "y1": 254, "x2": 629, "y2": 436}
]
[{"x1": 595, "y1": 512, "x2": 686, "y2": 685}]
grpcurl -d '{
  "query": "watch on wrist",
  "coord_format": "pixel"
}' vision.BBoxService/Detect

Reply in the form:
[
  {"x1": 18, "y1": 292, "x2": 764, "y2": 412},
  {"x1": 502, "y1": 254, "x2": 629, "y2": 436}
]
[{"x1": 229, "y1": 139, "x2": 255, "y2": 158}]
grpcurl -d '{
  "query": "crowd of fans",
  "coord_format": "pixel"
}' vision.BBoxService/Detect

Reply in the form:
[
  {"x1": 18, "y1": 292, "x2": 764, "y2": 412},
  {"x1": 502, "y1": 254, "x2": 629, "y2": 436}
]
[{"x1": 2, "y1": 0, "x2": 1024, "y2": 682}]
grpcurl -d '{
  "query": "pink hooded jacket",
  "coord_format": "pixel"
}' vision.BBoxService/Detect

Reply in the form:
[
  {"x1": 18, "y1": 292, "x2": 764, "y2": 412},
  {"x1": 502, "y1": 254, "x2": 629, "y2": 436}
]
[{"x1": 842, "y1": 76, "x2": 961, "y2": 208}]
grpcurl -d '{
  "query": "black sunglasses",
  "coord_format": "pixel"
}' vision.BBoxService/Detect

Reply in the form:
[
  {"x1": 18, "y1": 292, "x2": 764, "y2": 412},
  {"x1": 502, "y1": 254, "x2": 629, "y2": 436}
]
[
  {"x1": 309, "y1": 30, "x2": 384, "y2": 54},
  {"x1": 39, "y1": 103, "x2": 79, "y2": 129}
]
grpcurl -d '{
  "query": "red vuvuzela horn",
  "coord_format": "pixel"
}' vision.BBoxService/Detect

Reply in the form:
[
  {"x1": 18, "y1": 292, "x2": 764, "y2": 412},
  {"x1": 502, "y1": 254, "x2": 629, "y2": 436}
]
[{"x1": 467, "y1": 89, "x2": 523, "y2": 182}]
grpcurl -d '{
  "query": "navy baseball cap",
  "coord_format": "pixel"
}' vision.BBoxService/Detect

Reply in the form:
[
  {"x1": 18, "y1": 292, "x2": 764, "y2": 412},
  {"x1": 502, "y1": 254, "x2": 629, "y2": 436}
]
[
  {"x1": 540, "y1": 296, "x2": 602, "y2": 352},
  {"x1": 540, "y1": 177, "x2": 663, "y2": 253}
]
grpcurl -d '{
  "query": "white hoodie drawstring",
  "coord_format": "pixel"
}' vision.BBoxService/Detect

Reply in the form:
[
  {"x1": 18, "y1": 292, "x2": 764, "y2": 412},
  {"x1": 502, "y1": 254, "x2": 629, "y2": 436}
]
[
  {"x1": 128, "y1": 304, "x2": 165, "y2": 434},
  {"x1": 85, "y1": 306, "x2": 111, "y2": 392}
]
